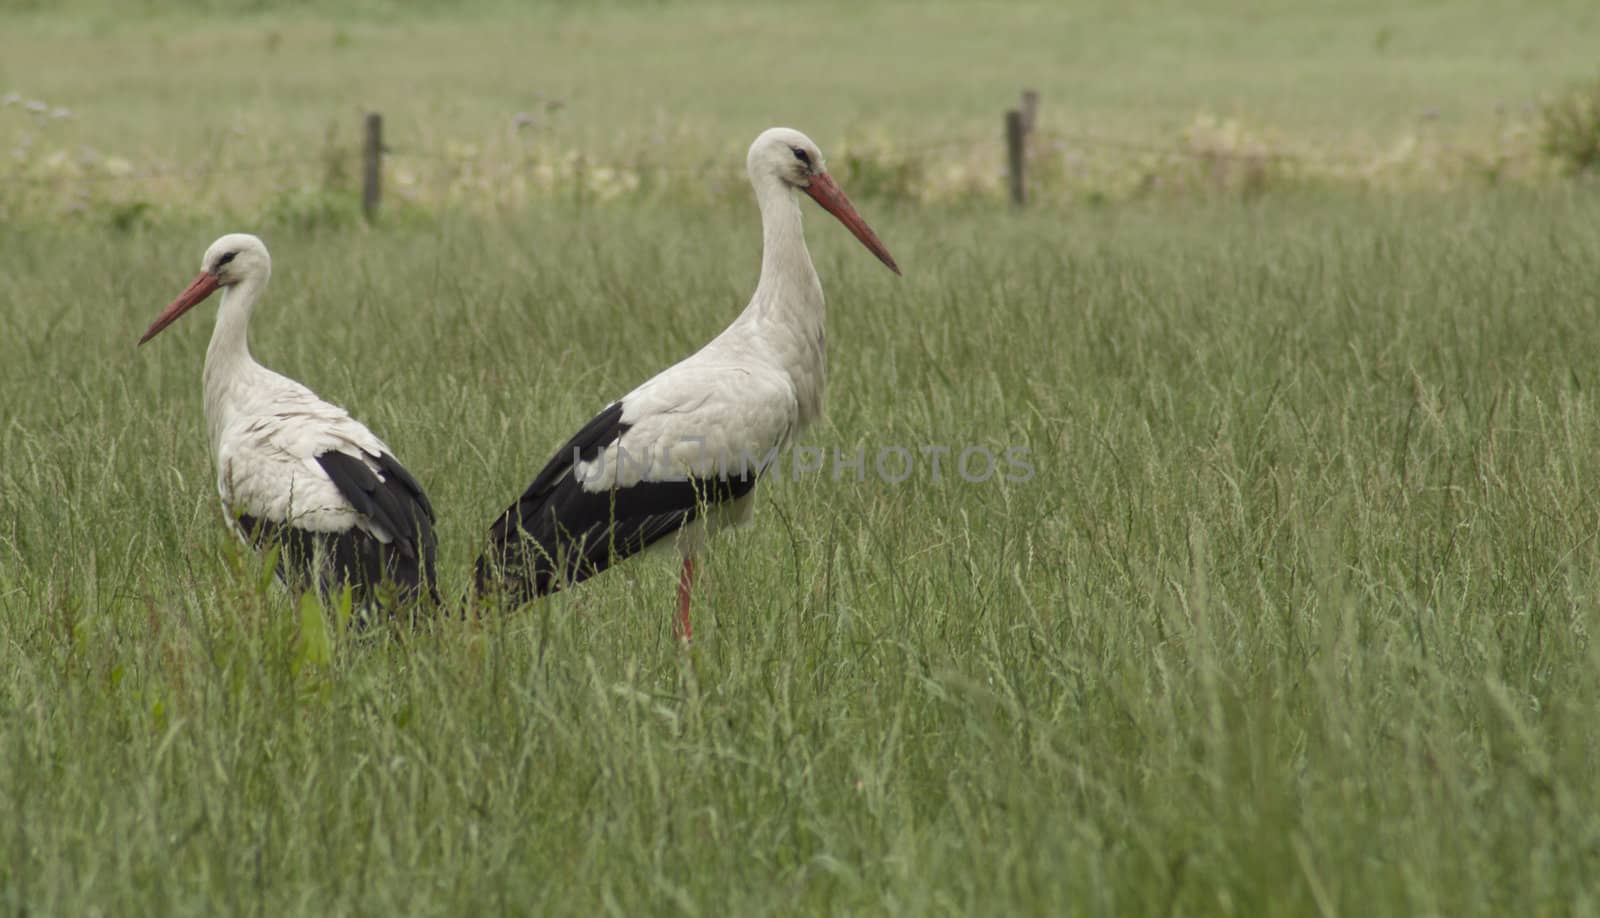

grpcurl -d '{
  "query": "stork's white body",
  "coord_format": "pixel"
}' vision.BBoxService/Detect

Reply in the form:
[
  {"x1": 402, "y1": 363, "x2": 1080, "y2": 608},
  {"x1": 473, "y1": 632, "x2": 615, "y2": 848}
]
[
  {"x1": 203, "y1": 288, "x2": 395, "y2": 539},
  {"x1": 478, "y1": 128, "x2": 899, "y2": 637},
  {"x1": 573, "y1": 169, "x2": 829, "y2": 549},
  {"x1": 144, "y1": 234, "x2": 437, "y2": 609}
]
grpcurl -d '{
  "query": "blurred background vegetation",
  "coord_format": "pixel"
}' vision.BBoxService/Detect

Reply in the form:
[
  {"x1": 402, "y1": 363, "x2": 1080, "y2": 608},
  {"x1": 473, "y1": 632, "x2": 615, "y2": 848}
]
[{"x1": 3, "y1": 0, "x2": 1599, "y2": 226}]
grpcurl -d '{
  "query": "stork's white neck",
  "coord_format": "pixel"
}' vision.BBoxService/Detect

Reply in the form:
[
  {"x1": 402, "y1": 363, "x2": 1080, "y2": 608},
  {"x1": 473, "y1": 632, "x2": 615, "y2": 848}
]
[
  {"x1": 750, "y1": 176, "x2": 817, "y2": 303},
  {"x1": 734, "y1": 174, "x2": 827, "y2": 425},
  {"x1": 202, "y1": 271, "x2": 268, "y2": 455}
]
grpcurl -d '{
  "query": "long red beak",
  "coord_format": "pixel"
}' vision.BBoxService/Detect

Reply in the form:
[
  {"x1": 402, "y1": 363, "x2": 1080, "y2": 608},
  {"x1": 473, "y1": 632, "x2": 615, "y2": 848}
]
[
  {"x1": 803, "y1": 172, "x2": 901, "y2": 275},
  {"x1": 139, "y1": 272, "x2": 221, "y2": 345}
]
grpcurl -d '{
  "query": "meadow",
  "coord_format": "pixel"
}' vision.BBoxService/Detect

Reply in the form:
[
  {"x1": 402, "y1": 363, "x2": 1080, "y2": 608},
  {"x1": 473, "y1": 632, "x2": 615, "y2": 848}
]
[{"x1": 5, "y1": 1, "x2": 1600, "y2": 914}]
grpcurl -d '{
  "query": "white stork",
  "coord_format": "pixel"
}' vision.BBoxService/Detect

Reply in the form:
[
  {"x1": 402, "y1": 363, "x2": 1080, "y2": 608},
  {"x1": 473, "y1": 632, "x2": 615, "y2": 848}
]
[
  {"x1": 476, "y1": 127, "x2": 900, "y2": 639},
  {"x1": 139, "y1": 233, "x2": 438, "y2": 616}
]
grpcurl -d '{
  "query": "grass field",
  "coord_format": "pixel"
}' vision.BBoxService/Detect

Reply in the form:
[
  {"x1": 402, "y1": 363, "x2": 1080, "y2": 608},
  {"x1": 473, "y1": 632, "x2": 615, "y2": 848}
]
[{"x1": 5, "y1": 1, "x2": 1600, "y2": 914}]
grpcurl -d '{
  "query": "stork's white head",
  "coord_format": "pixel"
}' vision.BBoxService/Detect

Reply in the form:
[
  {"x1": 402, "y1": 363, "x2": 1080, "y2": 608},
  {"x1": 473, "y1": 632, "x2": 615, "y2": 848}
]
[
  {"x1": 139, "y1": 233, "x2": 273, "y2": 346},
  {"x1": 745, "y1": 126, "x2": 901, "y2": 275},
  {"x1": 201, "y1": 233, "x2": 271, "y2": 287},
  {"x1": 747, "y1": 126, "x2": 826, "y2": 189}
]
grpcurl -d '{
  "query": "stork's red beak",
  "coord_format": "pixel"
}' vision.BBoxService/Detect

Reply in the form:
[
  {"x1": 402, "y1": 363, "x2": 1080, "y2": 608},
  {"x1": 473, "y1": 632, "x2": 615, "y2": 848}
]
[
  {"x1": 139, "y1": 272, "x2": 220, "y2": 345},
  {"x1": 803, "y1": 172, "x2": 901, "y2": 276}
]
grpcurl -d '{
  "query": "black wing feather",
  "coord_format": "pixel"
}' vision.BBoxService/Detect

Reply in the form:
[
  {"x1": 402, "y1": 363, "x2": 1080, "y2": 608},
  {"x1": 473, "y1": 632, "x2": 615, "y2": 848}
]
[
  {"x1": 235, "y1": 512, "x2": 386, "y2": 610},
  {"x1": 311, "y1": 449, "x2": 440, "y2": 606},
  {"x1": 474, "y1": 401, "x2": 757, "y2": 603}
]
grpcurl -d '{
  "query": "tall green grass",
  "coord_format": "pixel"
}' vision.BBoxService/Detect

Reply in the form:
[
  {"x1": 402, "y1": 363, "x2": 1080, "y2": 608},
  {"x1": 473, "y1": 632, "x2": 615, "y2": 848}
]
[{"x1": 4, "y1": 185, "x2": 1600, "y2": 912}]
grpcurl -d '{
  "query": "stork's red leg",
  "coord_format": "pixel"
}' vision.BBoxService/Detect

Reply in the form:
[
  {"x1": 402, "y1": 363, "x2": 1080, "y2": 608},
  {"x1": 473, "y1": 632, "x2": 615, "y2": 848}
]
[{"x1": 675, "y1": 556, "x2": 695, "y2": 641}]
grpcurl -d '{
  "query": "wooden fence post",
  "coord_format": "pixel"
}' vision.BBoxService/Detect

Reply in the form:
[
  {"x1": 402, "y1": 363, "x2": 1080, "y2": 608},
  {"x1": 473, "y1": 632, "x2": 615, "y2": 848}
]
[
  {"x1": 362, "y1": 112, "x2": 383, "y2": 220},
  {"x1": 1005, "y1": 108, "x2": 1026, "y2": 206},
  {"x1": 1020, "y1": 89, "x2": 1039, "y2": 134}
]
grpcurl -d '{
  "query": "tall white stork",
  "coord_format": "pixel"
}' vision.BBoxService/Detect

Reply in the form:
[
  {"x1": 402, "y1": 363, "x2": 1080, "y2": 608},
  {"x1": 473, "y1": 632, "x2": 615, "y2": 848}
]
[
  {"x1": 139, "y1": 233, "x2": 438, "y2": 616},
  {"x1": 476, "y1": 127, "x2": 899, "y2": 639}
]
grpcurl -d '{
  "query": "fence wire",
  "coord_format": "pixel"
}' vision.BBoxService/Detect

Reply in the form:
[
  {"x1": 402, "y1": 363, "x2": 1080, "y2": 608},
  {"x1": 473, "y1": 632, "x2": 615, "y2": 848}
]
[
  {"x1": 2, "y1": 118, "x2": 1533, "y2": 209},
  {"x1": 3, "y1": 126, "x2": 1393, "y2": 190}
]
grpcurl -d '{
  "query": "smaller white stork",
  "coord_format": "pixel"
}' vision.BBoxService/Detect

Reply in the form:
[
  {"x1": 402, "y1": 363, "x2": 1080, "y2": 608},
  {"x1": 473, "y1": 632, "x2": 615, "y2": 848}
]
[
  {"x1": 476, "y1": 127, "x2": 899, "y2": 639},
  {"x1": 140, "y1": 233, "x2": 438, "y2": 615}
]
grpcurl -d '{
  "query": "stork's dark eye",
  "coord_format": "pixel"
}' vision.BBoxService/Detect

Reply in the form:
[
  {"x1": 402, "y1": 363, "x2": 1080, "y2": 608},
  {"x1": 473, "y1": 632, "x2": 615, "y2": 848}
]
[
  {"x1": 792, "y1": 147, "x2": 811, "y2": 166},
  {"x1": 217, "y1": 251, "x2": 237, "y2": 267}
]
